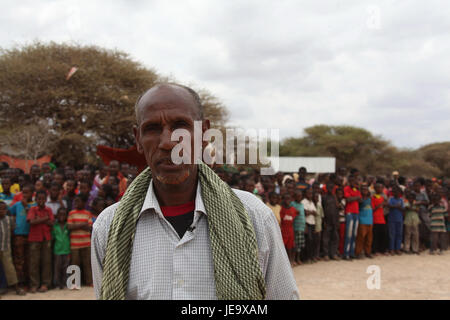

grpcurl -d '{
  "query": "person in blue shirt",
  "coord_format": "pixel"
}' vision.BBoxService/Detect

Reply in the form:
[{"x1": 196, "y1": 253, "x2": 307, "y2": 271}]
[
  {"x1": 355, "y1": 185, "x2": 374, "y2": 258},
  {"x1": 387, "y1": 187, "x2": 405, "y2": 255},
  {"x1": 8, "y1": 184, "x2": 36, "y2": 288},
  {"x1": 290, "y1": 190, "x2": 306, "y2": 265}
]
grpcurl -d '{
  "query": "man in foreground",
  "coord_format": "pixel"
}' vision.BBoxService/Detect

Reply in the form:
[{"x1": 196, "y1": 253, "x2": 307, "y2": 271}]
[{"x1": 91, "y1": 83, "x2": 299, "y2": 300}]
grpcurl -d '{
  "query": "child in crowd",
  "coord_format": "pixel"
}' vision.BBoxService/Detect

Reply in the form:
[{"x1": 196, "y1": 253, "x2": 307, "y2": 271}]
[
  {"x1": 343, "y1": 176, "x2": 361, "y2": 260},
  {"x1": 79, "y1": 180, "x2": 96, "y2": 211},
  {"x1": 9, "y1": 184, "x2": 35, "y2": 289},
  {"x1": 313, "y1": 192, "x2": 324, "y2": 261},
  {"x1": 62, "y1": 180, "x2": 77, "y2": 211},
  {"x1": 387, "y1": 187, "x2": 405, "y2": 255},
  {"x1": 302, "y1": 188, "x2": 317, "y2": 263},
  {"x1": 266, "y1": 192, "x2": 281, "y2": 226},
  {"x1": 371, "y1": 183, "x2": 388, "y2": 255},
  {"x1": 0, "y1": 201, "x2": 26, "y2": 295},
  {"x1": 429, "y1": 194, "x2": 448, "y2": 255},
  {"x1": 51, "y1": 207, "x2": 71, "y2": 289},
  {"x1": 46, "y1": 182, "x2": 64, "y2": 217},
  {"x1": 90, "y1": 197, "x2": 106, "y2": 224},
  {"x1": 67, "y1": 193, "x2": 93, "y2": 288},
  {"x1": 0, "y1": 178, "x2": 15, "y2": 206},
  {"x1": 280, "y1": 193, "x2": 298, "y2": 266},
  {"x1": 403, "y1": 191, "x2": 421, "y2": 254},
  {"x1": 355, "y1": 185, "x2": 374, "y2": 258},
  {"x1": 27, "y1": 190, "x2": 54, "y2": 293},
  {"x1": 321, "y1": 183, "x2": 340, "y2": 260},
  {"x1": 336, "y1": 188, "x2": 346, "y2": 256},
  {"x1": 291, "y1": 191, "x2": 306, "y2": 265}
]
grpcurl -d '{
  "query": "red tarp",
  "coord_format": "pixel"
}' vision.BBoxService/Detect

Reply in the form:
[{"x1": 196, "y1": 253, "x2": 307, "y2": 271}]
[
  {"x1": 0, "y1": 155, "x2": 52, "y2": 173},
  {"x1": 96, "y1": 145, "x2": 147, "y2": 173}
]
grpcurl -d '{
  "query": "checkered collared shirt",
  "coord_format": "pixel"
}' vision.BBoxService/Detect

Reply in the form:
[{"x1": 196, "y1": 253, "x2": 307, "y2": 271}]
[{"x1": 91, "y1": 180, "x2": 300, "y2": 300}]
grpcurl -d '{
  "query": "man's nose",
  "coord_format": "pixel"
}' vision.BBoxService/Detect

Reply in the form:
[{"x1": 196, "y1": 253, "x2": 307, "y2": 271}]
[{"x1": 158, "y1": 127, "x2": 177, "y2": 151}]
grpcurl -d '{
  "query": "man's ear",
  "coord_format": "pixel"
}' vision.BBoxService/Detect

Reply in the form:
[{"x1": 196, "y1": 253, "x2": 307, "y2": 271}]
[{"x1": 133, "y1": 125, "x2": 143, "y2": 154}]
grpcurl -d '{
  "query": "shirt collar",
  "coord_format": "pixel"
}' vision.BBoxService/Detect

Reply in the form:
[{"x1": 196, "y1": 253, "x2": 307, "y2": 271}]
[{"x1": 138, "y1": 179, "x2": 207, "y2": 219}]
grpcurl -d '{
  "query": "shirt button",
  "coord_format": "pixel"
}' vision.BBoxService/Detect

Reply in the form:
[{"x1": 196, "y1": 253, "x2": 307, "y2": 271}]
[{"x1": 177, "y1": 279, "x2": 184, "y2": 286}]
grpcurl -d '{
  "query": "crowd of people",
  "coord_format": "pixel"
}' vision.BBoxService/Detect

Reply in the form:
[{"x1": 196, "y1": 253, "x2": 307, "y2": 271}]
[
  {"x1": 0, "y1": 161, "x2": 449, "y2": 296},
  {"x1": 216, "y1": 166, "x2": 450, "y2": 267}
]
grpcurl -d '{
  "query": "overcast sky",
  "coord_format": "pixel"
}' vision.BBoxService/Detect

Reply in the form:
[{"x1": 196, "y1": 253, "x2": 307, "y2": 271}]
[{"x1": 2, "y1": 0, "x2": 449, "y2": 149}]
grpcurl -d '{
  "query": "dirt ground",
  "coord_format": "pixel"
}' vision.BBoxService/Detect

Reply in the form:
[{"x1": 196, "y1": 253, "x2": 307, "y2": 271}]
[{"x1": 2, "y1": 251, "x2": 449, "y2": 300}]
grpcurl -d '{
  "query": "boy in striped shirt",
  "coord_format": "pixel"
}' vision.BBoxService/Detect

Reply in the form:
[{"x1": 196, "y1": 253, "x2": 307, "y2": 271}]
[
  {"x1": 429, "y1": 194, "x2": 448, "y2": 255},
  {"x1": 67, "y1": 193, "x2": 93, "y2": 288}
]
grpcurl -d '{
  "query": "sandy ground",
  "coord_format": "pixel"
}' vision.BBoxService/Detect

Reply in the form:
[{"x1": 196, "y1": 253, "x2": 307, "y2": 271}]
[{"x1": 2, "y1": 251, "x2": 449, "y2": 300}]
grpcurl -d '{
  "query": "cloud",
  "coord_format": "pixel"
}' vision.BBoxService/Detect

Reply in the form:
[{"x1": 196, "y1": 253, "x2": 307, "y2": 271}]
[{"x1": 1, "y1": 0, "x2": 449, "y2": 148}]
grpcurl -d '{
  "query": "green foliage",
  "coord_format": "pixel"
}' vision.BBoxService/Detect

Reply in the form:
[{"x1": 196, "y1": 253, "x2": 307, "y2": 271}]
[
  {"x1": 0, "y1": 42, "x2": 229, "y2": 166},
  {"x1": 280, "y1": 124, "x2": 449, "y2": 177}
]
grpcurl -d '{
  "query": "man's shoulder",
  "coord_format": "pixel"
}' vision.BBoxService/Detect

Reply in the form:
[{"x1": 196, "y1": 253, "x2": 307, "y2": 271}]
[
  {"x1": 92, "y1": 202, "x2": 121, "y2": 234},
  {"x1": 231, "y1": 188, "x2": 274, "y2": 222}
]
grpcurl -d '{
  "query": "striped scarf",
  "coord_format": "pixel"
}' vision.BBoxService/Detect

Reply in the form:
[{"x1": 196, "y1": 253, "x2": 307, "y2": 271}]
[{"x1": 100, "y1": 162, "x2": 266, "y2": 300}]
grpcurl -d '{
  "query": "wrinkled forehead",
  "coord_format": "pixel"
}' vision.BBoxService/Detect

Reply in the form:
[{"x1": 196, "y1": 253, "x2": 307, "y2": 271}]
[{"x1": 136, "y1": 85, "x2": 199, "y2": 123}]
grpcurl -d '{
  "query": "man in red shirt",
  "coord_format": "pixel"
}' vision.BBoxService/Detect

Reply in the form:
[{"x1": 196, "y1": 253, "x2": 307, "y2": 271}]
[
  {"x1": 280, "y1": 193, "x2": 298, "y2": 267},
  {"x1": 27, "y1": 190, "x2": 54, "y2": 293},
  {"x1": 343, "y1": 175, "x2": 362, "y2": 260},
  {"x1": 371, "y1": 183, "x2": 388, "y2": 255}
]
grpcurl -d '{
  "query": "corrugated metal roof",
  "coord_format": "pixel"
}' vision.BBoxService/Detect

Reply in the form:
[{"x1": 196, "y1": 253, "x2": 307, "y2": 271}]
[{"x1": 263, "y1": 156, "x2": 336, "y2": 173}]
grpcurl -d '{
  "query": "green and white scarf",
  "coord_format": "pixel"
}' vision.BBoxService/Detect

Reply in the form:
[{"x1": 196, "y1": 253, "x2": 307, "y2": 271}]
[{"x1": 100, "y1": 162, "x2": 266, "y2": 300}]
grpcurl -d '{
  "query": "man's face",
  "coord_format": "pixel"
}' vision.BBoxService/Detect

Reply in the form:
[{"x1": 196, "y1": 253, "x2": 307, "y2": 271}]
[
  {"x1": 326, "y1": 183, "x2": 334, "y2": 194},
  {"x1": 66, "y1": 181, "x2": 76, "y2": 193},
  {"x1": 41, "y1": 163, "x2": 51, "y2": 174},
  {"x1": 30, "y1": 165, "x2": 41, "y2": 179},
  {"x1": 413, "y1": 182, "x2": 421, "y2": 193},
  {"x1": 50, "y1": 186, "x2": 60, "y2": 199},
  {"x1": 74, "y1": 197, "x2": 84, "y2": 210},
  {"x1": 22, "y1": 187, "x2": 33, "y2": 202},
  {"x1": 298, "y1": 169, "x2": 306, "y2": 180},
  {"x1": 120, "y1": 163, "x2": 130, "y2": 176},
  {"x1": 2, "y1": 178, "x2": 11, "y2": 192},
  {"x1": 109, "y1": 161, "x2": 119, "y2": 176},
  {"x1": 36, "y1": 193, "x2": 46, "y2": 207},
  {"x1": 375, "y1": 183, "x2": 383, "y2": 194},
  {"x1": 80, "y1": 183, "x2": 90, "y2": 194},
  {"x1": 134, "y1": 85, "x2": 209, "y2": 186},
  {"x1": 282, "y1": 194, "x2": 291, "y2": 205},
  {"x1": 245, "y1": 180, "x2": 255, "y2": 193},
  {"x1": 35, "y1": 180, "x2": 44, "y2": 191},
  {"x1": 53, "y1": 174, "x2": 64, "y2": 187}
]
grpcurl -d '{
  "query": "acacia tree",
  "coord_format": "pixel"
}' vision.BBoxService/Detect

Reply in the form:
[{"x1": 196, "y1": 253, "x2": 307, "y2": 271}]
[
  {"x1": 279, "y1": 125, "x2": 449, "y2": 177},
  {"x1": 0, "y1": 42, "x2": 228, "y2": 166},
  {"x1": 280, "y1": 125, "x2": 396, "y2": 173}
]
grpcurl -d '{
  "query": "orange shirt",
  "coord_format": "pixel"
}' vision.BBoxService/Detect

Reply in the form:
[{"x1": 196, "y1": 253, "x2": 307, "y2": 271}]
[{"x1": 67, "y1": 209, "x2": 93, "y2": 249}]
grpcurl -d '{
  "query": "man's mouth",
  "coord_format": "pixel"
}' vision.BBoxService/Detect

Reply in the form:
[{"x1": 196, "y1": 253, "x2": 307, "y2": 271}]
[{"x1": 156, "y1": 157, "x2": 182, "y2": 170}]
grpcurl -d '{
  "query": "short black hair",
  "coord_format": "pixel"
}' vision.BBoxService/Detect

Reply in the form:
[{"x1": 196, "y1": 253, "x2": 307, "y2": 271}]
[
  {"x1": 92, "y1": 197, "x2": 105, "y2": 207},
  {"x1": 75, "y1": 193, "x2": 88, "y2": 203},
  {"x1": 135, "y1": 83, "x2": 203, "y2": 124},
  {"x1": 50, "y1": 182, "x2": 61, "y2": 189},
  {"x1": 35, "y1": 190, "x2": 47, "y2": 198}
]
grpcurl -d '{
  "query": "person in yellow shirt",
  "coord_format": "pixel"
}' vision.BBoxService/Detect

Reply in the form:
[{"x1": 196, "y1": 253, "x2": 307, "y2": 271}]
[{"x1": 266, "y1": 192, "x2": 281, "y2": 226}]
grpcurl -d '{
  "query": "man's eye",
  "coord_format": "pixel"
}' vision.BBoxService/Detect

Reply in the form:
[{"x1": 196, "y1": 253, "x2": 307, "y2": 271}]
[
  {"x1": 174, "y1": 121, "x2": 189, "y2": 128},
  {"x1": 143, "y1": 125, "x2": 160, "y2": 132}
]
